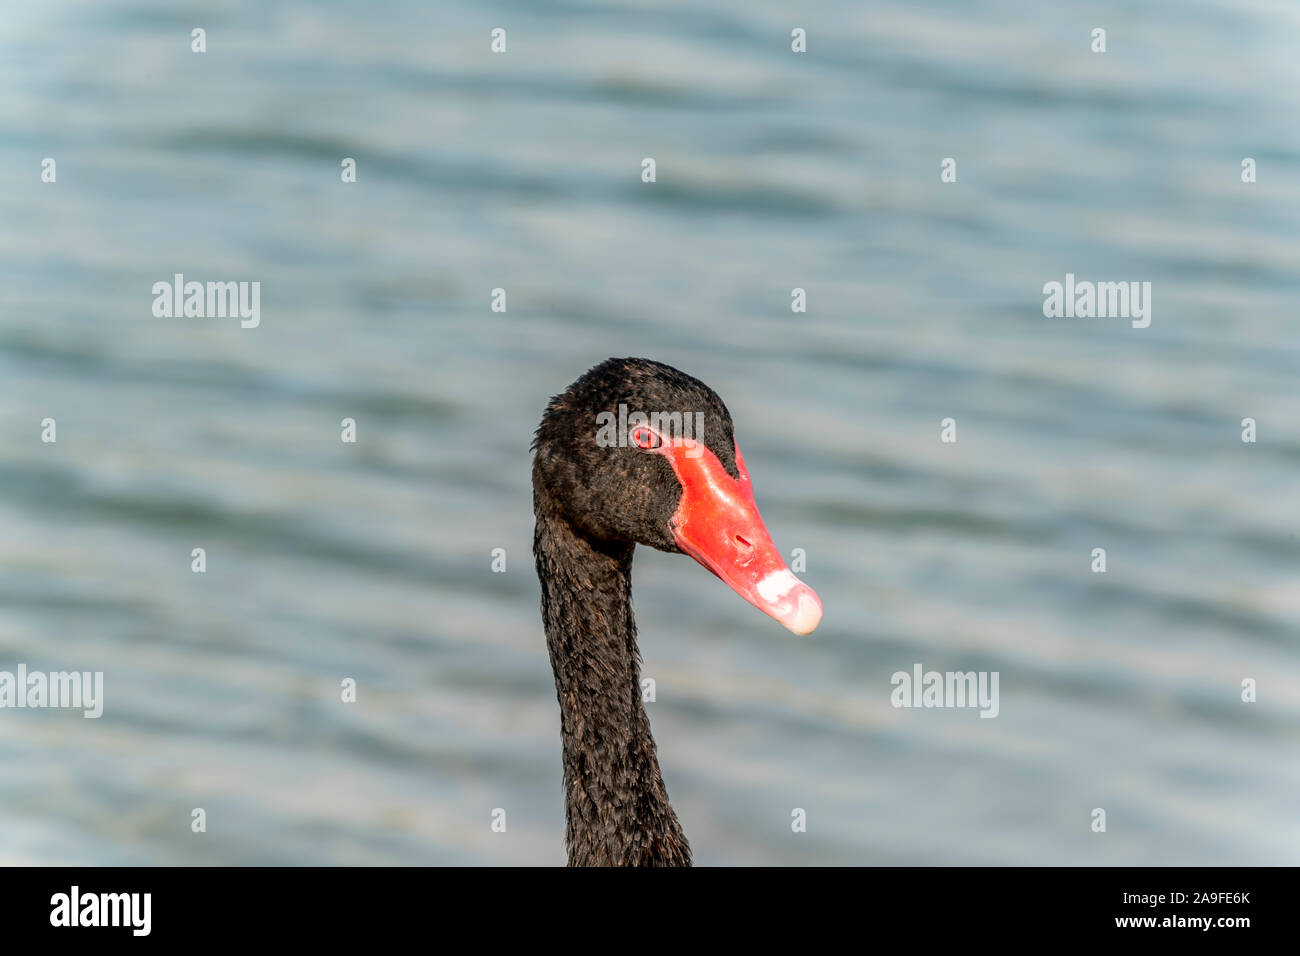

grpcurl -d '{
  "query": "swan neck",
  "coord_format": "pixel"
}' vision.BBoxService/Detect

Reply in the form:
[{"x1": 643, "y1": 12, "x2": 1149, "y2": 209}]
[{"x1": 533, "y1": 504, "x2": 691, "y2": 866}]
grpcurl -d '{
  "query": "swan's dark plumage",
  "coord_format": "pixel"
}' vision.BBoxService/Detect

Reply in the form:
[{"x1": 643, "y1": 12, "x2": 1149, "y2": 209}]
[{"x1": 532, "y1": 357, "x2": 736, "y2": 866}]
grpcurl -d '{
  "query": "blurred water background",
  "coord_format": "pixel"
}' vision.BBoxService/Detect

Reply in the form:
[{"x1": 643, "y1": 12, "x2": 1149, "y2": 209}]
[{"x1": 1, "y1": 0, "x2": 1298, "y2": 865}]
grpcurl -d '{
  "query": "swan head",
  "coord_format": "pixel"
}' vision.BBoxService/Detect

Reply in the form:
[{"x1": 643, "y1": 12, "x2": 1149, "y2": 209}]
[{"x1": 532, "y1": 357, "x2": 822, "y2": 636}]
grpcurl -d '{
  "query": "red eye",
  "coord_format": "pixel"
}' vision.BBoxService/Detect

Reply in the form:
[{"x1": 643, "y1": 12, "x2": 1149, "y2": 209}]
[{"x1": 631, "y1": 426, "x2": 661, "y2": 450}]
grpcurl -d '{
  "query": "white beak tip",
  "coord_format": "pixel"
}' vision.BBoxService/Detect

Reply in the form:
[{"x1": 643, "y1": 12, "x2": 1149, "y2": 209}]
[{"x1": 781, "y1": 590, "x2": 823, "y2": 636}]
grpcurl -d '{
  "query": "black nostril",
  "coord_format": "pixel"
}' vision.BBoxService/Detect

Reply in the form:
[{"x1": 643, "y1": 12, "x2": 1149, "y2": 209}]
[{"x1": 734, "y1": 534, "x2": 754, "y2": 552}]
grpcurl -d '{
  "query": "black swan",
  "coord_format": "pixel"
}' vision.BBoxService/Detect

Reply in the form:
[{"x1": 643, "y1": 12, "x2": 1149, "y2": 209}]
[{"x1": 532, "y1": 357, "x2": 822, "y2": 866}]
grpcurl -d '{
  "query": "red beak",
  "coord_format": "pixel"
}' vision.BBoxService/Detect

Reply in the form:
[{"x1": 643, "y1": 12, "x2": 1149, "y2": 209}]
[{"x1": 656, "y1": 437, "x2": 822, "y2": 636}]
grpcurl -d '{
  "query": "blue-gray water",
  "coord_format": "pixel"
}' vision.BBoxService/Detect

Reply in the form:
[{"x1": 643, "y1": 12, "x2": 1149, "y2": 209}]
[{"x1": 1, "y1": 0, "x2": 1298, "y2": 865}]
